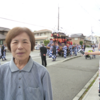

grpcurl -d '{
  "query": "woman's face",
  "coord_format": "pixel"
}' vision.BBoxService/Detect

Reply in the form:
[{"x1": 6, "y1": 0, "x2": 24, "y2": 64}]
[{"x1": 10, "y1": 32, "x2": 31, "y2": 61}]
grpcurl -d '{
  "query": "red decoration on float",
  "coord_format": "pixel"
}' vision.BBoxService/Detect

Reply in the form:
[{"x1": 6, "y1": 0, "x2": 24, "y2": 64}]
[
  {"x1": 67, "y1": 41, "x2": 69, "y2": 44},
  {"x1": 57, "y1": 34, "x2": 59, "y2": 37},
  {"x1": 59, "y1": 38, "x2": 61, "y2": 43},
  {"x1": 51, "y1": 34, "x2": 53, "y2": 37}
]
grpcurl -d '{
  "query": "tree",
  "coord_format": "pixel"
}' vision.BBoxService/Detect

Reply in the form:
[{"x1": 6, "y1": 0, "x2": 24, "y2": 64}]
[
  {"x1": 44, "y1": 40, "x2": 50, "y2": 46},
  {"x1": 79, "y1": 41, "x2": 83, "y2": 46}
]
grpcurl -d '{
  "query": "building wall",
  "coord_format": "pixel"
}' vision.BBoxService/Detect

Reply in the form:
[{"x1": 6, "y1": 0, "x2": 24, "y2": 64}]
[
  {"x1": 35, "y1": 40, "x2": 44, "y2": 45},
  {"x1": 86, "y1": 35, "x2": 98, "y2": 44},
  {"x1": 34, "y1": 32, "x2": 52, "y2": 39},
  {"x1": 71, "y1": 38, "x2": 84, "y2": 44},
  {"x1": 0, "y1": 31, "x2": 8, "y2": 35},
  {"x1": 94, "y1": 36, "x2": 100, "y2": 44},
  {"x1": 84, "y1": 41, "x2": 92, "y2": 45},
  {"x1": 34, "y1": 31, "x2": 52, "y2": 45},
  {"x1": 0, "y1": 31, "x2": 8, "y2": 46}
]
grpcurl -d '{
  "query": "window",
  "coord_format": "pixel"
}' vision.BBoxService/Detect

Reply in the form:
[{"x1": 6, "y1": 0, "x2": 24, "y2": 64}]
[
  {"x1": 37, "y1": 33, "x2": 39, "y2": 36},
  {"x1": 0, "y1": 40, "x2": 3, "y2": 45},
  {"x1": 74, "y1": 38, "x2": 78, "y2": 40},
  {"x1": 40, "y1": 41, "x2": 43, "y2": 44}
]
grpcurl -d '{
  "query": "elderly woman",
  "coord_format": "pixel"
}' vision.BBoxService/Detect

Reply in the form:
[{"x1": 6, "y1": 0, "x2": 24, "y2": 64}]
[{"x1": 0, "y1": 27, "x2": 53, "y2": 100}]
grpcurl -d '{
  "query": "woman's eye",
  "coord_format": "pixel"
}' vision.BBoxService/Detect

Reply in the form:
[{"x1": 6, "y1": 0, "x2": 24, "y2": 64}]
[
  {"x1": 24, "y1": 42, "x2": 27, "y2": 43},
  {"x1": 14, "y1": 42, "x2": 17, "y2": 43}
]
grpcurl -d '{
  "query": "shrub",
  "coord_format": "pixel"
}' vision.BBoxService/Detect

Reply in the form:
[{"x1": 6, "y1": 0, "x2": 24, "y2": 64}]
[
  {"x1": 44, "y1": 40, "x2": 50, "y2": 46},
  {"x1": 79, "y1": 41, "x2": 83, "y2": 45}
]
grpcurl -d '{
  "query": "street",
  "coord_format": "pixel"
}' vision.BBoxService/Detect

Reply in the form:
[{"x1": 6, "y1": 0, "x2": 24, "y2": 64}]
[
  {"x1": 48, "y1": 56, "x2": 99, "y2": 100},
  {"x1": 0, "y1": 49, "x2": 99, "y2": 100}
]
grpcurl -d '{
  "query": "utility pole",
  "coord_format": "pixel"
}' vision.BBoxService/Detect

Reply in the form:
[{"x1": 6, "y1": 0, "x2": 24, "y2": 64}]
[{"x1": 58, "y1": 6, "x2": 59, "y2": 31}]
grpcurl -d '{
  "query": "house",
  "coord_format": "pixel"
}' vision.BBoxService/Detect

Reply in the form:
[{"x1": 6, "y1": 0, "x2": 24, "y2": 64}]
[
  {"x1": 84, "y1": 39, "x2": 92, "y2": 46},
  {"x1": 94, "y1": 35, "x2": 100, "y2": 44},
  {"x1": 33, "y1": 29, "x2": 52, "y2": 45},
  {"x1": 70, "y1": 33, "x2": 86, "y2": 45},
  {"x1": 86, "y1": 35, "x2": 97, "y2": 44},
  {"x1": 0, "y1": 27, "x2": 10, "y2": 45}
]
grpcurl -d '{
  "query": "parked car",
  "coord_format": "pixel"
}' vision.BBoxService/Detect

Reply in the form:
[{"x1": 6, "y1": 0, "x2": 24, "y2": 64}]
[{"x1": 35, "y1": 44, "x2": 42, "y2": 50}]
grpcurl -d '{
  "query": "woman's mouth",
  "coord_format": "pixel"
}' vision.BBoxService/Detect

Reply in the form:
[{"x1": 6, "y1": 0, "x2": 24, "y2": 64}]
[{"x1": 17, "y1": 52, "x2": 24, "y2": 54}]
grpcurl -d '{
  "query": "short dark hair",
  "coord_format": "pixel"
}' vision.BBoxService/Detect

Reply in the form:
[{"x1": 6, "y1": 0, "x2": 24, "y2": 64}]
[{"x1": 6, "y1": 27, "x2": 35, "y2": 51}]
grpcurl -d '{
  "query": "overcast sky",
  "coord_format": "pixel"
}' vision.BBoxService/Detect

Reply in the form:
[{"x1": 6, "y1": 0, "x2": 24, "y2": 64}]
[{"x1": 0, "y1": 0, "x2": 100, "y2": 36}]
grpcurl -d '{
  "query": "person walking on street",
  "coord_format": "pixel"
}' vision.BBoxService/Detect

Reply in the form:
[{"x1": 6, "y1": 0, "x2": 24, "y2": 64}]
[
  {"x1": 74, "y1": 43, "x2": 77, "y2": 56},
  {"x1": 92, "y1": 47, "x2": 96, "y2": 58},
  {"x1": 82, "y1": 43, "x2": 86, "y2": 51},
  {"x1": 49, "y1": 43, "x2": 53, "y2": 58},
  {"x1": 56, "y1": 42, "x2": 59, "y2": 57},
  {"x1": 69, "y1": 43, "x2": 73, "y2": 56},
  {"x1": 47, "y1": 43, "x2": 50, "y2": 56},
  {"x1": 1, "y1": 44, "x2": 7, "y2": 61},
  {"x1": 52, "y1": 42, "x2": 56, "y2": 61},
  {"x1": 63, "y1": 43, "x2": 67, "y2": 58},
  {"x1": 40, "y1": 44, "x2": 47, "y2": 67}
]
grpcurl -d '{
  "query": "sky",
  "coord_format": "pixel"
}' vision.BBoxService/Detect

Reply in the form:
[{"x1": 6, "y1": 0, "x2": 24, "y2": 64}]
[{"x1": 0, "y1": 0, "x2": 100, "y2": 36}]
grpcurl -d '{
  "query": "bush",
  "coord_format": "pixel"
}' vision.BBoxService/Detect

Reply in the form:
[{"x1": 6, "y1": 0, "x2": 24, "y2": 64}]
[
  {"x1": 44, "y1": 40, "x2": 50, "y2": 46},
  {"x1": 86, "y1": 45, "x2": 91, "y2": 47},
  {"x1": 79, "y1": 41, "x2": 83, "y2": 45}
]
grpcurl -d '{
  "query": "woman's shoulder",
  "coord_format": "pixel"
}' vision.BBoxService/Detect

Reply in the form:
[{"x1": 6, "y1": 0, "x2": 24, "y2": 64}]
[
  {"x1": 32, "y1": 61, "x2": 50, "y2": 77},
  {"x1": 32, "y1": 61, "x2": 48, "y2": 73},
  {"x1": 33, "y1": 61, "x2": 46, "y2": 69},
  {"x1": 0, "y1": 62, "x2": 10, "y2": 71}
]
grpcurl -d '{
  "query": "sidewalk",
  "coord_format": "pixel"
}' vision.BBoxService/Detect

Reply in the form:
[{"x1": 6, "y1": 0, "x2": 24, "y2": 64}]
[{"x1": 82, "y1": 77, "x2": 99, "y2": 100}]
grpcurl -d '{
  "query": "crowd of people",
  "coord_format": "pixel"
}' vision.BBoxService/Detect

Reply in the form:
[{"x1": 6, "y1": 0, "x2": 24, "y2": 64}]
[{"x1": 46, "y1": 40, "x2": 86, "y2": 60}]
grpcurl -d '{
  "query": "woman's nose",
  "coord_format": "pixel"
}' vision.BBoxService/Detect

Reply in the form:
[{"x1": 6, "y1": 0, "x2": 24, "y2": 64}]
[{"x1": 18, "y1": 43, "x2": 23, "y2": 49}]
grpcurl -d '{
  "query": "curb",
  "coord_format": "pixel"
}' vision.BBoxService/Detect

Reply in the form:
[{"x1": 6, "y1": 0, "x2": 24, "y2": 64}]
[
  {"x1": 73, "y1": 71, "x2": 98, "y2": 100},
  {"x1": 47, "y1": 55, "x2": 81, "y2": 67},
  {"x1": 63, "y1": 55, "x2": 81, "y2": 62}
]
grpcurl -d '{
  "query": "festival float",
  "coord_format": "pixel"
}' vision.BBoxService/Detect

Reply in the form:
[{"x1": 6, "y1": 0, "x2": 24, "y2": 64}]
[{"x1": 51, "y1": 32, "x2": 72, "y2": 56}]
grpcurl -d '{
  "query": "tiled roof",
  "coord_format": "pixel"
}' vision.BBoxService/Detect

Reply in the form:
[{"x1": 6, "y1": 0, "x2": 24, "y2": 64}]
[
  {"x1": 35, "y1": 36, "x2": 48, "y2": 40},
  {"x1": 0, "y1": 27, "x2": 10, "y2": 31},
  {"x1": 0, "y1": 34, "x2": 6, "y2": 39},
  {"x1": 34, "y1": 29, "x2": 52, "y2": 33},
  {"x1": 70, "y1": 33, "x2": 85, "y2": 38}
]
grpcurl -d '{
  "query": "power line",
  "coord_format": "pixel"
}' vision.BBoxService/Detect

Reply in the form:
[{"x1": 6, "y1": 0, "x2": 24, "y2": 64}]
[{"x1": 0, "y1": 16, "x2": 52, "y2": 28}]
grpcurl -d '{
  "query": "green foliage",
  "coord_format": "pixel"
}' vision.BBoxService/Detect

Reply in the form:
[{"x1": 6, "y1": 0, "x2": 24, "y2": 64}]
[
  {"x1": 86, "y1": 45, "x2": 89, "y2": 47},
  {"x1": 79, "y1": 41, "x2": 83, "y2": 45},
  {"x1": 44, "y1": 40, "x2": 50, "y2": 46},
  {"x1": 86, "y1": 45, "x2": 91, "y2": 47},
  {"x1": 73, "y1": 43, "x2": 75, "y2": 45}
]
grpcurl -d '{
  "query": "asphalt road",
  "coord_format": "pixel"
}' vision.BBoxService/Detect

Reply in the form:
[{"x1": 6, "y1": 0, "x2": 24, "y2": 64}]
[{"x1": 47, "y1": 55, "x2": 99, "y2": 100}]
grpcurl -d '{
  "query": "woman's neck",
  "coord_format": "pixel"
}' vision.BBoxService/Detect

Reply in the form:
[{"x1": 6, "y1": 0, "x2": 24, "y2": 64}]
[{"x1": 14, "y1": 57, "x2": 29, "y2": 70}]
